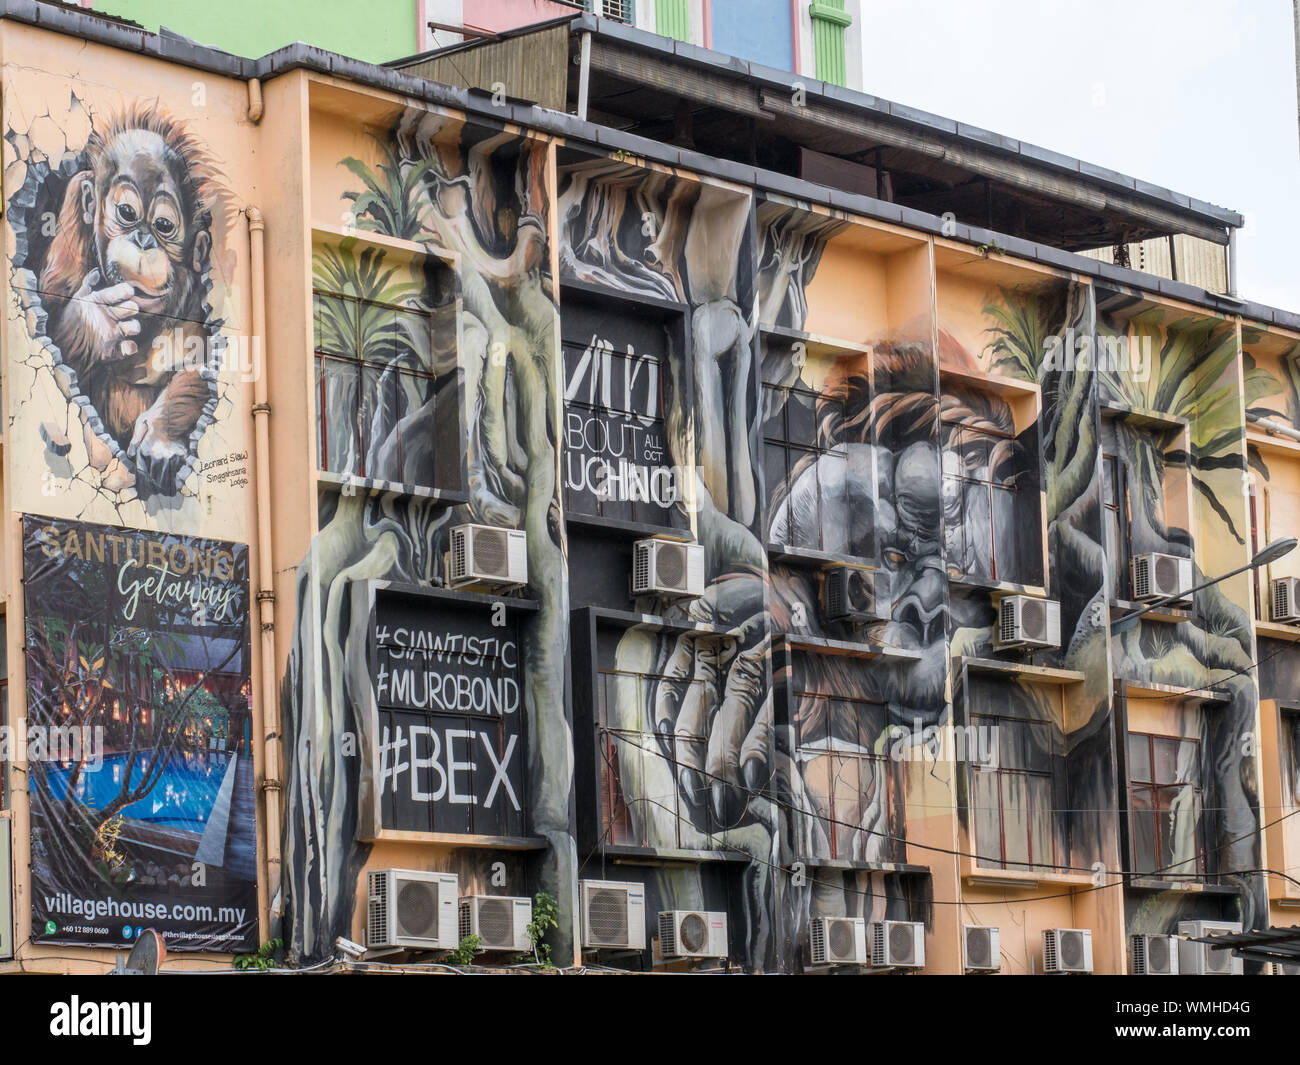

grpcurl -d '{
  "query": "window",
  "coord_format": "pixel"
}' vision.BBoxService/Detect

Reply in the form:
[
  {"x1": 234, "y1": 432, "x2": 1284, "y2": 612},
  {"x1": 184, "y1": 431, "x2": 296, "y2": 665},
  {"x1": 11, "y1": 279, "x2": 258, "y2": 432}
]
[
  {"x1": 1100, "y1": 413, "x2": 1193, "y2": 599},
  {"x1": 763, "y1": 383, "x2": 849, "y2": 553},
  {"x1": 1127, "y1": 732, "x2": 1205, "y2": 879},
  {"x1": 1285, "y1": 711, "x2": 1300, "y2": 811},
  {"x1": 1102, "y1": 451, "x2": 1129, "y2": 598},
  {"x1": 1281, "y1": 710, "x2": 1300, "y2": 863},
  {"x1": 792, "y1": 678, "x2": 899, "y2": 863},
  {"x1": 595, "y1": 660, "x2": 722, "y2": 848},
  {"x1": 942, "y1": 411, "x2": 1031, "y2": 583},
  {"x1": 312, "y1": 287, "x2": 440, "y2": 487},
  {"x1": 971, "y1": 712, "x2": 1063, "y2": 870}
]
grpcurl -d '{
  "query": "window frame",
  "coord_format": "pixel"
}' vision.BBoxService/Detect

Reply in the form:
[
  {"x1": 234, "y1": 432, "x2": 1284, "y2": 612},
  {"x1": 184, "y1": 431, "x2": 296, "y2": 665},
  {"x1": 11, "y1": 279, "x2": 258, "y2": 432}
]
[
  {"x1": 1125, "y1": 730, "x2": 1207, "y2": 880},
  {"x1": 969, "y1": 709, "x2": 1065, "y2": 872},
  {"x1": 790, "y1": 681, "x2": 902, "y2": 864}
]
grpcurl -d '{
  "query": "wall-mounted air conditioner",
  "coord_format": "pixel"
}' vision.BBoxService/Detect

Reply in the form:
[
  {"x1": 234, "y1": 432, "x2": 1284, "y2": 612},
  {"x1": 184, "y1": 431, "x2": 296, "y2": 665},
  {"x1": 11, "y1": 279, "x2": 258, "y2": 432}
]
[
  {"x1": 1131, "y1": 933, "x2": 1179, "y2": 975},
  {"x1": 632, "y1": 537, "x2": 705, "y2": 599},
  {"x1": 995, "y1": 595, "x2": 1061, "y2": 650},
  {"x1": 367, "y1": 869, "x2": 459, "y2": 951},
  {"x1": 449, "y1": 524, "x2": 528, "y2": 590},
  {"x1": 810, "y1": 916, "x2": 868, "y2": 965},
  {"x1": 1271, "y1": 577, "x2": 1300, "y2": 623},
  {"x1": 963, "y1": 925, "x2": 1001, "y2": 972},
  {"x1": 458, "y1": 895, "x2": 533, "y2": 953},
  {"x1": 869, "y1": 920, "x2": 924, "y2": 969},
  {"x1": 1043, "y1": 928, "x2": 1093, "y2": 973},
  {"x1": 1131, "y1": 552, "x2": 1192, "y2": 603},
  {"x1": 821, "y1": 565, "x2": 888, "y2": 625},
  {"x1": 580, "y1": 879, "x2": 646, "y2": 951},
  {"x1": 1178, "y1": 920, "x2": 1243, "y2": 975},
  {"x1": 658, "y1": 910, "x2": 728, "y2": 959}
]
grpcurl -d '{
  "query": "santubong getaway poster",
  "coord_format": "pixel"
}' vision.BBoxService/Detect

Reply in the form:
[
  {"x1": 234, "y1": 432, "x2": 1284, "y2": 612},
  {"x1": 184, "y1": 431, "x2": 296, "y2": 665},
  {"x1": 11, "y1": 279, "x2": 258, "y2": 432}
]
[{"x1": 23, "y1": 515, "x2": 256, "y2": 953}]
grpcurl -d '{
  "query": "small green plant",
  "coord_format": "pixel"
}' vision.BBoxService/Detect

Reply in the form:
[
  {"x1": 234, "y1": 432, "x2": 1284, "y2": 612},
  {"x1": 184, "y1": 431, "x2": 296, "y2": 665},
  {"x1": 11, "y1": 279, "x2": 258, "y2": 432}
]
[
  {"x1": 975, "y1": 241, "x2": 1006, "y2": 258},
  {"x1": 520, "y1": 891, "x2": 559, "y2": 967},
  {"x1": 446, "y1": 934, "x2": 481, "y2": 965},
  {"x1": 233, "y1": 938, "x2": 282, "y2": 971}
]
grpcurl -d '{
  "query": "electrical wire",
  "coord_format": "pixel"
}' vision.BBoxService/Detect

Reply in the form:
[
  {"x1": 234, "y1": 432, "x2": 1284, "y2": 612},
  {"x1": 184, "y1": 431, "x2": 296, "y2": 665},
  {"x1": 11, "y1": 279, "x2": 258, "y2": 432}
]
[{"x1": 593, "y1": 728, "x2": 1300, "y2": 895}]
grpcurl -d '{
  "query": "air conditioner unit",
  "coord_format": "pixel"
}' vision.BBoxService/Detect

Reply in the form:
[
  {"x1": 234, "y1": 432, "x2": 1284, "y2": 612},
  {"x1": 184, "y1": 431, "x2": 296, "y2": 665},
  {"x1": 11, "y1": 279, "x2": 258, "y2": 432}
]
[
  {"x1": 632, "y1": 538, "x2": 705, "y2": 599},
  {"x1": 1130, "y1": 552, "x2": 1192, "y2": 603},
  {"x1": 995, "y1": 595, "x2": 1061, "y2": 650},
  {"x1": 458, "y1": 895, "x2": 533, "y2": 953},
  {"x1": 1271, "y1": 577, "x2": 1300, "y2": 623},
  {"x1": 1178, "y1": 920, "x2": 1244, "y2": 975},
  {"x1": 1271, "y1": 961, "x2": 1300, "y2": 975},
  {"x1": 658, "y1": 910, "x2": 728, "y2": 959},
  {"x1": 1043, "y1": 928, "x2": 1093, "y2": 973},
  {"x1": 963, "y1": 925, "x2": 1001, "y2": 972},
  {"x1": 869, "y1": 920, "x2": 924, "y2": 969},
  {"x1": 822, "y1": 565, "x2": 888, "y2": 625},
  {"x1": 810, "y1": 916, "x2": 867, "y2": 965},
  {"x1": 1131, "y1": 933, "x2": 1179, "y2": 975},
  {"x1": 580, "y1": 879, "x2": 646, "y2": 951},
  {"x1": 449, "y1": 524, "x2": 528, "y2": 590},
  {"x1": 367, "y1": 869, "x2": 459, "y2": 951}
]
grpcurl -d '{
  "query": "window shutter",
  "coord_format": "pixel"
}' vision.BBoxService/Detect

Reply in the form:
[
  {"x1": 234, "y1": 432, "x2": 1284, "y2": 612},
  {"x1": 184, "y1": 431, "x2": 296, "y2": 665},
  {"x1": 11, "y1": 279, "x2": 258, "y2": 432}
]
[{"x1": 809, "y1": 1, "x2": 853, "y2": 86}]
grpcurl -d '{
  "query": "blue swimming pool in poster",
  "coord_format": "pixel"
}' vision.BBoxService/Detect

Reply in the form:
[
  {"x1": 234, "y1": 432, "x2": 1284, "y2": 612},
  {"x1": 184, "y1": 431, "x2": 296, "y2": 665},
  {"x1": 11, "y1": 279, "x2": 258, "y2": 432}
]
[{"x1": 45, "y1": 751, "x2": 229, "y2": 832}]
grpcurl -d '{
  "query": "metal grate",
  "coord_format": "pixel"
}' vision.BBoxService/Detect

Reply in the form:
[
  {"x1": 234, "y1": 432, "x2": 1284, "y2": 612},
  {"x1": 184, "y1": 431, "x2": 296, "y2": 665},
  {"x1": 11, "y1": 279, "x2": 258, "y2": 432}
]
[
  {"x1": 678, "y1": 912, "x2": 707, "y2": 954},
  {"x1": 476, "y1": 898, "x2": 514, "y2": 946},
  {"x1": 396, "y1": 879, "x2": 439, "y2": 939},
  {"x1": 654, "y1": 543, "x2": 685, "y2": 590},
  {"x1": 472, "y1": 528, "x2": 508, "y2": 576},
  {"x1": 586, "y1": 886, "x2": 629, "y2": 945},
  {"x1": 827, "y1": 919, "x2": 855, "y2": 961}
]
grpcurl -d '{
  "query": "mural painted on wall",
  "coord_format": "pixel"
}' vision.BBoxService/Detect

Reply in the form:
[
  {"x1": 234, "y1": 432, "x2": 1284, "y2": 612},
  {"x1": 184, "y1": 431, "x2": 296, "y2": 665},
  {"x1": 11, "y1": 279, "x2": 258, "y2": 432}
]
[
  {"x1": 6, "y1": 95, "x2": 242, "y2": 522},
  {"x1": 282, "y1": 114, "x2": 570, "y2": 964},
  {"x1": 296, "y1": 123, "x2": 1273, "y2": 967},
  {"x1": 23, "y1": 515, "x2": 255, "y2": 953},
  {"x1": 1094, "y1": 295, "x2": 1265, "y2": 934}
]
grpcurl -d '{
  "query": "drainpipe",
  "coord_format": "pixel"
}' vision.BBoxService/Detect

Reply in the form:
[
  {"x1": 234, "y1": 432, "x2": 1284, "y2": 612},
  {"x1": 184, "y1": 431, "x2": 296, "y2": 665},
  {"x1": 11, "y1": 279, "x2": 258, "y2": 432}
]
[
  {"x1": 247, "y1": 78, "x2": 264, "y2": 124},
  {"x1": 246, "y1": 206, "x2": 281, "y2": 930},
  {"x1": 1227, "y1": 228, "x2": 1239, "y2": 298},
  {"x1": 576, "y1": 31, "x2": 591, "y2": 121}
]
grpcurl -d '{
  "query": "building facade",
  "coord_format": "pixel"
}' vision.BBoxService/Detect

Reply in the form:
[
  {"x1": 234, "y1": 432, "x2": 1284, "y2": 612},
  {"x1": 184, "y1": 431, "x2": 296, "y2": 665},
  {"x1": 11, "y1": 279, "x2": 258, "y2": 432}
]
[{"x1": 0, "y1": 3, "x2": 1296, "y2": 975}]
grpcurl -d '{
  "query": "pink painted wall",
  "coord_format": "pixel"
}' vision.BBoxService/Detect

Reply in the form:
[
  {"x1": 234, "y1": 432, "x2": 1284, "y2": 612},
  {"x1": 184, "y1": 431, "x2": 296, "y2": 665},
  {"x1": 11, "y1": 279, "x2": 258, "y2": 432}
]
[{"x1": 464, "y1": 0, "x2": 578, "y2": 34}]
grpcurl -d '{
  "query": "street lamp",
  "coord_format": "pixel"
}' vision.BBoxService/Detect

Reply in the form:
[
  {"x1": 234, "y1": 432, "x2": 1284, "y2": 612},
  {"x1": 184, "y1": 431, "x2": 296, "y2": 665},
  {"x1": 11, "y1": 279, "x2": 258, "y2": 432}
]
[{"x1": 1111, "y1": 537, "x2": 1298, "y2": 635}]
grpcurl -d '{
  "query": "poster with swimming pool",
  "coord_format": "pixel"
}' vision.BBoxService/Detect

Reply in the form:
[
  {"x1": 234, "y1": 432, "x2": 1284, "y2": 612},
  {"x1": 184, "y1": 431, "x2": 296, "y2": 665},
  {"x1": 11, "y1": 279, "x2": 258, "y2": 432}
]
[{"x1": 23, "y1": 515, "x2": 256, "y2": 953}]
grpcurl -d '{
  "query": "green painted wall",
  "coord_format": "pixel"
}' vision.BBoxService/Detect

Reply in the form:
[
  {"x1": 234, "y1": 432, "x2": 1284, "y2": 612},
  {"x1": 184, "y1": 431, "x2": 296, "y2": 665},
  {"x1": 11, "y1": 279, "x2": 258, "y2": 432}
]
[{"x1": 95, "y1": 0, "x2": 419, "y2": 63}]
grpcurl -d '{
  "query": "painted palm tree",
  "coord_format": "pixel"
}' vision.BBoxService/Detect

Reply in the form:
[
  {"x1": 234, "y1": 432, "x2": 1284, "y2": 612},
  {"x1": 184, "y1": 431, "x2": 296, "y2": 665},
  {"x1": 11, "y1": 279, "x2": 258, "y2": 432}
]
[{"x1": 1098, "y1": 304, "x2": 1276, "y2": 546}]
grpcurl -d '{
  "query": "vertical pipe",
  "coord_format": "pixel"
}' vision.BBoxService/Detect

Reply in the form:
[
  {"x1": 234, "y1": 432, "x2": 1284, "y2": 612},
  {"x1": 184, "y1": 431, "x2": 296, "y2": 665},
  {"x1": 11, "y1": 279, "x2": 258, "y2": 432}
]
[
  {"x1": 246, "y1": 207, "x2": 282, "y2": 935},
  {"x1": 1228, "y1": 228, "x2": 1239, "y2": 298},
  {"x1": 577, "y1": 31, "x2": 592, "y2": 121}
]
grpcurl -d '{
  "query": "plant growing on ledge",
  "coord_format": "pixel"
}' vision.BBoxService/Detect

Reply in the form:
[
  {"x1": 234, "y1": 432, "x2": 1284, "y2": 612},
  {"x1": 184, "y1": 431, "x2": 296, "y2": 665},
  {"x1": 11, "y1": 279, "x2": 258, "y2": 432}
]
[
  {"x1": 520, "y1": 891, "x2": 559, "y2": 968},
  {"x1": 233, "y1": 938, "x2": 283, "y2": 971},
  {"x1": 446, "y1": 934, "x2": 482, "y2": 966}
]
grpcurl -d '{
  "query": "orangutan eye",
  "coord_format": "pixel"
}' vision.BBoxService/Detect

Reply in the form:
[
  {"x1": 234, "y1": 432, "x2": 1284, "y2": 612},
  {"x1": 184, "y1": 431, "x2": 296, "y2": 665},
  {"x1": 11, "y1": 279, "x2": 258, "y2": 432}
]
[
  {"x1": 153, "y1": 216, "x2": 175, "y2": 237},
  {"x1": 116, "y1": 202, "x2": 138, "y2": 225},
  {"x1": 883, "y1": 548, "x2": 906, "y2": 566}
]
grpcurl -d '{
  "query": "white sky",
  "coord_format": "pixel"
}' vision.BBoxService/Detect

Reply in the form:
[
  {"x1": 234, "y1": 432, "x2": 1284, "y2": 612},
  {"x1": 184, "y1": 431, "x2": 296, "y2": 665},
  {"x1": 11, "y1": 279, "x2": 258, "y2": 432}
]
[{"x1": 855, "y1": 0, "x2": 1299, "y2": 310}]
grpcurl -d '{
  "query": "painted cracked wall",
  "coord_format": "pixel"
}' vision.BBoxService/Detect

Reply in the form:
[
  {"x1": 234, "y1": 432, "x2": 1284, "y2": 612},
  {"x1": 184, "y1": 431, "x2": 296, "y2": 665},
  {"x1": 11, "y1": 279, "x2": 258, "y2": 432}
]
[
  {"x1": 2, "y1": 25, "x2": 262, "y2": 959},
  {"x1": 4, "y1": 49, "x2": 255, "y2": 539}
]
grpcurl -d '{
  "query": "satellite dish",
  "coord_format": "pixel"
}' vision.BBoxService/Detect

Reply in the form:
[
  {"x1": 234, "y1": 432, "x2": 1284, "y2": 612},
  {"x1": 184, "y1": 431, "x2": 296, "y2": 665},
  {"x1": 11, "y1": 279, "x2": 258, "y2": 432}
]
[{"x1": 115, "y1": 929, "x2": 166, "y2": 975}]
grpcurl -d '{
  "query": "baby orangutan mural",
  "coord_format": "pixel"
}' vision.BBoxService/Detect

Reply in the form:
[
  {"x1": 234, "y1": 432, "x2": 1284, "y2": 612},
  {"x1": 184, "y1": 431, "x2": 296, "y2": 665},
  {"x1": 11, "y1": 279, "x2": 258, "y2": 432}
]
[{"x1": 9, "y1": 100, "x2": 227, "y2": 499}]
